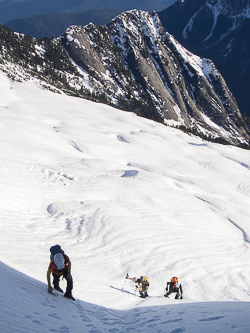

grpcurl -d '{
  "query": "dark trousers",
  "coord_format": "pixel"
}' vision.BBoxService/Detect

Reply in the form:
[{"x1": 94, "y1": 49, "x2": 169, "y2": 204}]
[
  {"x1": 168, "y1": 287, "x2": 179, "y2": 295},
  {"x1": 165, "y1": 286, "x2": 181, "y2": 299},
  {"x1": 53, "y1": 268, "x2": 73, "y2": 296}
]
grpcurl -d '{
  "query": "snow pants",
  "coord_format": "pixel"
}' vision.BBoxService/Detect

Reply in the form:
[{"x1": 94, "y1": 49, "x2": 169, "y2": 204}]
[
  {"x1": 53, "y1": 268, "x2": 73, "y2": 296},
  {"x1": 139, "y1": 284, "x2": 149, "y2": 297},
  {"x1": 165, "y1": 286, "x2": 181, "y2": 298}
]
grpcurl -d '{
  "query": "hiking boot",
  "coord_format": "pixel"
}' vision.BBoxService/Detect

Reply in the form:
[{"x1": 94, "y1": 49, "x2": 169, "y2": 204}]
[
  {"x1": 64, "y1": 293, "x2": 75, "y2": 301},
  {"x1": 54, "y1": 286, "x2": 63, "y2": 293},
  {"x1": 139, "y1": 291, "x2": 144, "y2": 298}
]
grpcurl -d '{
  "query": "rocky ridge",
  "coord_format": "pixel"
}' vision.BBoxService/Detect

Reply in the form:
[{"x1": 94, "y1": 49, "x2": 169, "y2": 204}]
[
  {"x1": 61, "y1": 10, "x2": 249, "y2": 144},
  {"x1": 0, "y1": 10, "x2": 249, "y2": 146}
]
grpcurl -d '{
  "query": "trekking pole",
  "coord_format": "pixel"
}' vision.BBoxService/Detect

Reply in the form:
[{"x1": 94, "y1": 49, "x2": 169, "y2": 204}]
[{"x1": 122, "y1": 273, "x2": 129, "y2": 289}]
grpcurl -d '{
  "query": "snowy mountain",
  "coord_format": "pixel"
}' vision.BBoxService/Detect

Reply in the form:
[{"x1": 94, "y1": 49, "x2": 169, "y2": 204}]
[
  {"x1": 158, "y1": 0, "x2": 250, "y2": 119},
  {"x1": 1, "y1": 71, "x2": 250, "y2": 332},
  {"x1": 1, "y1": 10, "x2": 250, "y2": 146}
]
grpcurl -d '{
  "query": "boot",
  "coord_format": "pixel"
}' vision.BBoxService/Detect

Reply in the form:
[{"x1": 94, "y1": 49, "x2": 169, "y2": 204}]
[
  {"x1": 139, "y1": 292, "x2": 145, "y2": 298},
  {"x1": 64, "y1": 293, "x2": 75, "y2": 301},
  {"x1": 54, "y1": 286, "x2": 63, "y2": 293}
]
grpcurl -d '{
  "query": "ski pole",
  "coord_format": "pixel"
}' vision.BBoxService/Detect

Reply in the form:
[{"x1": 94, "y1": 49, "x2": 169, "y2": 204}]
[{"x1": 122, "y1": 273, "x2": 129, "y2": 289}]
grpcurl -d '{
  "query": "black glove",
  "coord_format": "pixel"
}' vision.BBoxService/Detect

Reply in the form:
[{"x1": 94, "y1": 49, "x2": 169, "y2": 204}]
[{"x1": 180, "y1": 296, "x2": 183, "y2": 300}]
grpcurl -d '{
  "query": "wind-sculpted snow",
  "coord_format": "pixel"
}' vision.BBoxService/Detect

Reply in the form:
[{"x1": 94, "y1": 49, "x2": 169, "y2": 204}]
[{"x1": 0, "y1": 73, "x2": 250, "y2": 331}]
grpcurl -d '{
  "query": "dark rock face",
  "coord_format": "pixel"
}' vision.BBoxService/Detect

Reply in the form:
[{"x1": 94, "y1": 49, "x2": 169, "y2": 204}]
[
  {"x1": 61, "y1": 10, "x2": 249, "y2": 144},
  {"x1": 158, "y1": 0, "x2": 250, "y2": 118}
]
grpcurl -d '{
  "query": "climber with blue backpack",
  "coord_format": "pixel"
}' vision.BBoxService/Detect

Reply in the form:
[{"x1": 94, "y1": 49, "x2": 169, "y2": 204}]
[{"x1": 47, "y1": 245, "x2": 75, "y2": 301}]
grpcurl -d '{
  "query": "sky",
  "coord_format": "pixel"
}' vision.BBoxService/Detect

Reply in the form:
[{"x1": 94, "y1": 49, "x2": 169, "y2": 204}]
[{"x1": 0, "y1": 70, "x2": 250, "y2": 332}]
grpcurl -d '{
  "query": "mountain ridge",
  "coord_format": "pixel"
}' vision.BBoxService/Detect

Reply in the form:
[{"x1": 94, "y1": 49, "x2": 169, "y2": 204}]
[
  {"x1": 0, "y1": 9, "x2": 249, "y2": 146},
  {"x1": 60, "y1": 10, "x2": 250, "y2": 145}
]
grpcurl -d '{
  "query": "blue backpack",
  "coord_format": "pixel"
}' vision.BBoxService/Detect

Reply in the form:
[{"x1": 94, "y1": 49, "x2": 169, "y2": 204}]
[{"x1": 50, "y1": 244, "x2": 64, "y2": 260}]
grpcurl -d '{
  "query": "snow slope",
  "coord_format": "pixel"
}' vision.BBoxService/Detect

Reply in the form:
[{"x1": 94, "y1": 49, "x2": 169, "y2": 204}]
[{"x1": 0, "y1": 71, "x2": 250, "y2": 332}]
